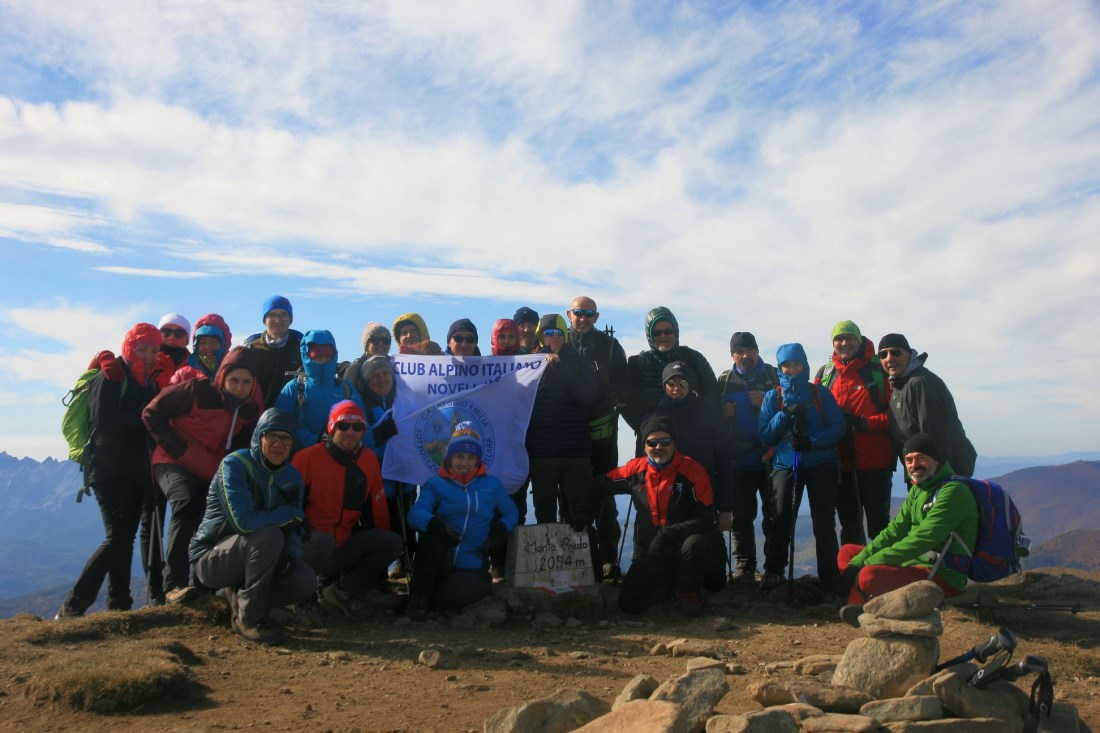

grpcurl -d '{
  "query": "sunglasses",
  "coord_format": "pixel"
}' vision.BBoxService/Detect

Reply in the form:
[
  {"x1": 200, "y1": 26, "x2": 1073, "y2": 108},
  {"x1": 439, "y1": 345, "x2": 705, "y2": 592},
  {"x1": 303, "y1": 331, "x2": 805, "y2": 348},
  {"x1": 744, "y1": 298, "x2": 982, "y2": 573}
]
[
  {"x1": 645, "y1": 437, "x2": 673, "y2": 448},
  {"x1": 543, "y1": 329, "x2": 564, "y2": 337},
  {"x1": 652, "y1": 328, "x2": 675, "y2": 338},
  {"x1": 878, "y1": 348, "x2": 905, "y2": 359},
  {"x1": 160, "y1": 328, "x2": 186, "y2": 338},
  {"x1": 262, "y1": 433, "x2": 294, "y2": 446},
  {"x1": 335, "y1": 421, "x2": 365, "y2": 432},
  {"x1": 570, "y1": 309, "x2": 596, "y2": 318},
  {"x1": 369, "y1": 336, "x2": 391, "y2": 345},
  {"x1": 451, "y1": 335, "x2": 476, "y2": 344},
  {"x1": 664, "y1": 377, "x2": 688, "y2": 388}
]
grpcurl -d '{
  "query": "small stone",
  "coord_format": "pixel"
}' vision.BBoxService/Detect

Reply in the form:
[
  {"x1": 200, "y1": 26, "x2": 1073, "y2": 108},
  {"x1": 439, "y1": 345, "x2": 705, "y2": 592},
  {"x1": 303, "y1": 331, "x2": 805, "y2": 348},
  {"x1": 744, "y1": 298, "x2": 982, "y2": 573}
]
[
  {"x1": 932, "y1": 673, "x2": 1025, "y2": 733},
  {"x1": 568, "y1": 651, "x2": 592, "y2": 660},
  {"x1": 612, "y1": 674, "x2": 659, "y2": 710},
  {"x1": 650, "y1": 643, "x2": 669, "y2": 656},
  {"x1": 418, "y1": 649, "x2": 442, "y2": 668},
  {"x1": 831, "y1": 635, "x2": 939, "y2": 699},
  {"x1": 484, "y1": 688, "x2": 610, "y2": 733},
  {"x1": 800, "y1": 713, "x2": 878, "y2": 732},
  {"x1": 724, "y1": 663, "x2": 746, "y2": 675},
  {"x1": 533, "y1": 612, "x2": 563, "y2": 628},
  {"x1": 904, "y1": 663, "x2": 978, "y2": 697},
  {"x1": 652, "y1": 668, "x2": 730, "y2": 732},
  {"x1": 713, "y1": 617, "x2": 739, "y2": 632},
  {"x1": 446, "y1": 674, "x2": 458, "y2": 681},
  {"x1": 574, "y1": 699, "x2": 687, "y2": 732},
  {"x1": 794, "y1": 655, "x2": 842, "y2": 676},
  {"x1": 859, "y1": 610, "x2": 943, "y2": 638},
  {"x1": 685, "y1": 657, "x2": 724, "y2": 672},
  {"x1": 705, "y1": 709, "x2": 800, "y2": 732},
  {"x1": 859, "y1": 696, "x2": 943, "y2": 723},
  {"x1": 863, "y1": 580, "x2": 944, "y2": 619},
  {"x1": 747, "y1": 679, "x2": 874, "y2": 713}
]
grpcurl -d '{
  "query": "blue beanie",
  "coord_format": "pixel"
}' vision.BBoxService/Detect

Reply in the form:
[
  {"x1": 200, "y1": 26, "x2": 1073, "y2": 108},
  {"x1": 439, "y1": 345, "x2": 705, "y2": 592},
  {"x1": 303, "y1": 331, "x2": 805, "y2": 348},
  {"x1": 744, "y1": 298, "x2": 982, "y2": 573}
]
[
  {"x1": 445, "y1": 421, "x2": 483, "y2": 462},
  {"x1": 263, "y1": 295, "x2": 293, "y2": 321}
]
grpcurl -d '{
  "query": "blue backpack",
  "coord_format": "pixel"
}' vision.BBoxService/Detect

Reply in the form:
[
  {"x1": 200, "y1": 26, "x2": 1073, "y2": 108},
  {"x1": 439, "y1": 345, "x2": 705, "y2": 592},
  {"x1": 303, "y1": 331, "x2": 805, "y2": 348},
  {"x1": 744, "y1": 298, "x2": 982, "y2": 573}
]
[{"x1": 933, "y1": 476, "x2": 1026, "y2": 583}]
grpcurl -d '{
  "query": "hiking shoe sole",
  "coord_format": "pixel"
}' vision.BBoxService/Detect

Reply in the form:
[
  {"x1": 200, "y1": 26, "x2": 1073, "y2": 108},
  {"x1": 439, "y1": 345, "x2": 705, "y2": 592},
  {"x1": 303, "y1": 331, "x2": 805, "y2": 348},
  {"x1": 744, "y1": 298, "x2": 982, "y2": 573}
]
[{"x1": 840, "y1": 604, "x2": 864, "y2": 628}]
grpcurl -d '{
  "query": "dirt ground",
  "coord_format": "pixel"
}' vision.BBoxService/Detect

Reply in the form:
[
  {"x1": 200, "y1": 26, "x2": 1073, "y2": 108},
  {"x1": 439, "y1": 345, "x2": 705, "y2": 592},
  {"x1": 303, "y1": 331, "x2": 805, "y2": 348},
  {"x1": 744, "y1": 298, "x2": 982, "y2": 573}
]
[{"x1": 1, "y1": 570, "x2": 1097, "y2": 733}]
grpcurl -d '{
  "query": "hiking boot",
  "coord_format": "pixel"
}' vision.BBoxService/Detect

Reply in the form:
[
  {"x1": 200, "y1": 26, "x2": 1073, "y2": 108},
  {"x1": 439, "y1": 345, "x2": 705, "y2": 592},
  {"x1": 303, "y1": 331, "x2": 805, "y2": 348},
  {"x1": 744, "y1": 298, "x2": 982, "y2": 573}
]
[
  {"x1": 54, "y1": 604, "x2": 84, "y2": 620},
  {"x1": 232, "y1": 615, "x2": 286, "y2": 644},
  {"x1": 319, "y1": 582, "x2": 355, "y2": 619},
  {"x1": 404, "y1": 591, "x2": 431, "y2": 620},
  {"x1": 388, "y1": 558, "x2": 407, "y2": 580},
  {"x1": 166, "y1": 585, "x2": 200, "y2": 605},
  {"x1": 222, "y1": 587, "x2": 240, "y2": 619},
  {"x1": 728, "y1": 567, "x2": 757, "y2": 586},
  {"x1": 839, "y1": 604, "x2": 864, "y2": 628},
  {"x1": 758, "y1": 571, "x2": 784, "y2": 592},
  {"x1": 676, "y1": 590, "x2": 704, "y2": 617}
]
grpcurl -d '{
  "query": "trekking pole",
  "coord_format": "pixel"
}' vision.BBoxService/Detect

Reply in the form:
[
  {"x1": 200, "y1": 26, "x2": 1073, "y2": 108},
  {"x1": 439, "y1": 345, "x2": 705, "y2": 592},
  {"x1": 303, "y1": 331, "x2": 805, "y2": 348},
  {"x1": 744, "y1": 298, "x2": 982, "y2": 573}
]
[
  {"x1": 787, "y1": 451, "x2": 800, "y2": 603},
  {"x1": 616, "y1": 499, "x2": 633, "y2": 576},
  {"x1": 953, "y1": 601, "x2": 1084, "y2": 614},
  {"x1": 935, "y1": 627, "x2": 1016, "y2": 672},
  {"x1": 393, "y1": 482, "x2": 415, "y2": 584}
]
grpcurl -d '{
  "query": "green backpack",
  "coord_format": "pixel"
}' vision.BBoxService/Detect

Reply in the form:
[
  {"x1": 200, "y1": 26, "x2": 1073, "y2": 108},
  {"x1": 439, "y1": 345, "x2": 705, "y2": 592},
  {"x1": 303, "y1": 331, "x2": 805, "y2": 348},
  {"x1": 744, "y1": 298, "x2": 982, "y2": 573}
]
[{"x1": 61, "y1": 368, "x2": 127, "y2": 463}]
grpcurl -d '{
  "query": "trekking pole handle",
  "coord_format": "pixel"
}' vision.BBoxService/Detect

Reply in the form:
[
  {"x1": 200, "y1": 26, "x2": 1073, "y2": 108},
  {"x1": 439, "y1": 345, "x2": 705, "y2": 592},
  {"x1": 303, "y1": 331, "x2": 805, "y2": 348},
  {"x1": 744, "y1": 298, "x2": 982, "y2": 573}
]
[{"x1": 973, "y1": 627, "x2": 1017, "y2": 663}]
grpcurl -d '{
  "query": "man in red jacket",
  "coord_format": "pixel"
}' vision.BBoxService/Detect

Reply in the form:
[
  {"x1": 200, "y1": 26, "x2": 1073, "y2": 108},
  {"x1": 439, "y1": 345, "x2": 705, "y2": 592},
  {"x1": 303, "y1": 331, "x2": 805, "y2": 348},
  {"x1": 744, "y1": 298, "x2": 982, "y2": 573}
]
[
  {"x1": 293, "y1": 401, "x2": 403, "y2": 616},
  {"x1": 815, "y1": 320, "x2": 894, "y2": 544},
  {"x1": 598, "y1": 415, "x2": 726, "y2": 617}
]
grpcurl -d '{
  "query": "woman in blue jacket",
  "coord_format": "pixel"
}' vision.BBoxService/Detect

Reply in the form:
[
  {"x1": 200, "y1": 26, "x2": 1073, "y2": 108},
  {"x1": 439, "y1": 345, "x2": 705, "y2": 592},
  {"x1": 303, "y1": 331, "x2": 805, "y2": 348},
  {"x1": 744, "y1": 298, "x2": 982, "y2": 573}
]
[
  {"x1": 406, "y1": 422, "x2": 518, "y2": 618},
  {"x1": 275, "y1": 329, "x2": 366, "y2": 450},
  {"x1": 758, "y1": 343, "x2": 846, "y2": 595}
]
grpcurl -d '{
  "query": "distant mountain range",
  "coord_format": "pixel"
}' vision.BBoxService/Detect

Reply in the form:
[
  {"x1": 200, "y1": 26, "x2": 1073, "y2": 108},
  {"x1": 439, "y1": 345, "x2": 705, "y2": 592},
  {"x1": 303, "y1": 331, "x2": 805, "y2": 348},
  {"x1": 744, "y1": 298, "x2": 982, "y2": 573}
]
[{"x1": 0, "y1": 451, "x2": 1097, "y2": 616}]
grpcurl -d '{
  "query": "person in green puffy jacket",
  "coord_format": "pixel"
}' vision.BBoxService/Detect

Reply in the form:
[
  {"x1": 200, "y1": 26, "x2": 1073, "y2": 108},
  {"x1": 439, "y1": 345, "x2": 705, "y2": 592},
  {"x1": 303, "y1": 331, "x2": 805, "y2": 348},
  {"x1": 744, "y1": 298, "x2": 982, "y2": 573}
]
[{"x1": 837, "y1": 433, "x2": 978, "y2": 623}]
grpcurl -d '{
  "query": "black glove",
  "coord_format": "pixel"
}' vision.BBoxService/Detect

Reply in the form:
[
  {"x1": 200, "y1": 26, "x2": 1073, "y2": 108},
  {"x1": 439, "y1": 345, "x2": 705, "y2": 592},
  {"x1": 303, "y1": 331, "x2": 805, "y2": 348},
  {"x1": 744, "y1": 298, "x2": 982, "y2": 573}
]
[
  {"x1": 844, "y1": 413, "x2": 866, "y2": 434},
  {"x1": 372, "y1": 415, "x2": 398, "y2": 444},
  {"x1": 275, "y1": 553, "x2": 295, "y2": 577},
  {"x1": 648, "y1": 527, "x2": 674, "y2": 557},
  {"x1": 569, "y1": 518, "x2": 589, "y2": 533},
  {"x1": 790, "y1": 433, "x2": 812, "y2": 452},
  {"x1": 783, "y1": 402, "x2": 806, "y2": 419},
  {"x1": 489, "y1": 519, "x2": 509, "y2": 545},
  {"x1": 427, "y1": 517, "x2": 462, "y2": 547}
]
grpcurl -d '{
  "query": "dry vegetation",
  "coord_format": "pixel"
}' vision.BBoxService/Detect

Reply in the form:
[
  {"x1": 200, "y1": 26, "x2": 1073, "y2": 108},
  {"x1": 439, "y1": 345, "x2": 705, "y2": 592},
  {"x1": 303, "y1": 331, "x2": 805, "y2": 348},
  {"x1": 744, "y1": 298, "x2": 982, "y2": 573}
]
[{"x1": 0, "y1": 570, "x2": 1096, "y2": 732}]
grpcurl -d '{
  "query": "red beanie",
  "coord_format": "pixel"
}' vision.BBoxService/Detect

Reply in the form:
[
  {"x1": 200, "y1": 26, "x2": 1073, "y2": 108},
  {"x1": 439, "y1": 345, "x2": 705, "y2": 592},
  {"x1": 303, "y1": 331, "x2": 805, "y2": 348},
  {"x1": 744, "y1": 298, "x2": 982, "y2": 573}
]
[{"x1": 327, "y1": 400, "x2": 365, "y2": 434}]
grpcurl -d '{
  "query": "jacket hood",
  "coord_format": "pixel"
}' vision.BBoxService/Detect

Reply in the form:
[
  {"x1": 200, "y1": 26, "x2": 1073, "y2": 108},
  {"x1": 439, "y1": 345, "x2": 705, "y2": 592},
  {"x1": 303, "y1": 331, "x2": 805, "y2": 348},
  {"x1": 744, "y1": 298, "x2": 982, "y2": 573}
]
[
  {"x1": 536, "y1": 314, "x2": 569, "y2": 347},
  {"x1": 644, "y1": 307, "x2": 679, "y2": 349},
  {"x1": 121, "y1": 322, "x2": 163, "y2": 387},
  {"x1": 301, "y1": 329, "x2": 338, "y2": 384},
  {"x1": 776, "y1": 342, "x2": 810, "y2": 396},
  {"x1": 192, "y1": 313, "x2": 233, "y2": 348},
  {"x1": 251, "y1": 408, "x2": 297, "y2": 458},
  {"x1": 491, "y1": 318, "x2": 521, "y2": 356},
  {"x1": 215, "y1": 345, "x2": 260, "y2": 389},
  {"x1": 393, "y1": 313, "x2": 430, "y2": 343}
]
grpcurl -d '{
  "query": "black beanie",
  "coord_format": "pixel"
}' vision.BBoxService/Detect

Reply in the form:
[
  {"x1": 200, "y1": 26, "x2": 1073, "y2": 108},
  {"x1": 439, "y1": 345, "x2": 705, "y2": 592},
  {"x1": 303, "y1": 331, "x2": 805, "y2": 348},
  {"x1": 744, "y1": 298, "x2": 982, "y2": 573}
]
[
  {"x1": 902, "y1": 433, "x2": 943, "y2": 463},
  {"x1": 447, "y1": 318, "x2": 478, "y2": 344},
  {"x1": 513, "y1": 307, "x2": 539, "y2": 326},
  {"x1": 729, "y1": 331, "x2": 758, "y2": 352},
  {"x1": 878, "y1": 333, "x2": 911, "y2": 352},
  {"x1": 640, "y1": 414, "x2": 677, "y2": 443}
]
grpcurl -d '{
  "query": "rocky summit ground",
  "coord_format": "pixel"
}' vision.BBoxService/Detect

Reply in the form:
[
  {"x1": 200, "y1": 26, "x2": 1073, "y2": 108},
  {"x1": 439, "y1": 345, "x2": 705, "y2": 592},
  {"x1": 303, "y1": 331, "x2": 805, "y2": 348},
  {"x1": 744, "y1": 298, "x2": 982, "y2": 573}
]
[{"x1": 0, "y1": 568, "x2": 1096, "y2": 733}]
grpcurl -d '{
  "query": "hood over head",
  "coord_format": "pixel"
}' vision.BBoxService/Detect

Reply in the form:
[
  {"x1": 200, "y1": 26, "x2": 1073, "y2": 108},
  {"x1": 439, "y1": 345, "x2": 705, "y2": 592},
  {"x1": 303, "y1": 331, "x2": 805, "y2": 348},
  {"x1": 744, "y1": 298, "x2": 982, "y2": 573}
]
[
  {"x1": 393, "y1": 312, "x2": 429, "y2": 343},
  {"x1": 300, "y1": 329, "x2": 338, "y2": 383},
  {"x1": 490, "y1": 319, "x2": 521, "y2": 356},
  {"x1": 644, "y1": 307, "x2": 679, "y2": 349},
  {"x1": 251, "y1": 408, "x2": 297, "y2": 459}
]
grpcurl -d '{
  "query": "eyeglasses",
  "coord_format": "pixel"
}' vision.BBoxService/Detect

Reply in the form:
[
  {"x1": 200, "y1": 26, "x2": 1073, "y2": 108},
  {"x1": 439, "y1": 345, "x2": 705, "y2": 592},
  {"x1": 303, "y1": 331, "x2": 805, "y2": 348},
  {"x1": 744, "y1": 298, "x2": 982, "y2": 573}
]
[
  {"x1": 570, "y1": 309, "x2": 596, "y2": 318},
  {"x1": 664, "y1": 377, "x2": 688, "y2": 388},
  {"x1": 262, "y1": 433, "x2": 294, "y2": 446},
  {"x1": 645, "y1": 437, "x2": 673, "y2": 448},
  {"x1": 335, "y1": 421, "x2": 365, "y2": 433},
  {"x1": 652, "y1": 328, "x2": 675, "y2": 338},
  {"x1": 451, "y1": 335, "x2": 476, "y2": 344},
  {"x1": 878, "y1": 348, "x2": 905, "y2": 359},
  {"x1": 369, "y1": 337, "x2": 391, "y2": 345},
  {"x1": 265, "y1": 311, "x2": 290, "y2": 322},
  {"x1": 543, "y1": 329, "x2": 564, "y2": 337},
  {"x1": 160, "y1": 328, "x2": 186, "y2": 338}
]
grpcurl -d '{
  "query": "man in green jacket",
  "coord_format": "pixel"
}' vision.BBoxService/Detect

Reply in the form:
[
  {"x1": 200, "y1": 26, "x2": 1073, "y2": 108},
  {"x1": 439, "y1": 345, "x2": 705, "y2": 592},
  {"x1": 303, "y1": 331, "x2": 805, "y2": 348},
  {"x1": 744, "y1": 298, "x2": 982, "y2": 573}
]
[{"x1": 836, "y1": 433, "x2": 978, "y2": 624}]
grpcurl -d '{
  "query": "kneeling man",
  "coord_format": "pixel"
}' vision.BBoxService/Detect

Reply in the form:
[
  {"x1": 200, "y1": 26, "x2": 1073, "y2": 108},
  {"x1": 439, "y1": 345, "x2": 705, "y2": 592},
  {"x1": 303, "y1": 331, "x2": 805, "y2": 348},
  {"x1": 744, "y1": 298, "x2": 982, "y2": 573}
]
[
  {"x1": 599, "y1": 415, "x2": 726, "y2": 616},
  {"x1": 837, "y1": 432, "x2": 978, "y2": 624}
]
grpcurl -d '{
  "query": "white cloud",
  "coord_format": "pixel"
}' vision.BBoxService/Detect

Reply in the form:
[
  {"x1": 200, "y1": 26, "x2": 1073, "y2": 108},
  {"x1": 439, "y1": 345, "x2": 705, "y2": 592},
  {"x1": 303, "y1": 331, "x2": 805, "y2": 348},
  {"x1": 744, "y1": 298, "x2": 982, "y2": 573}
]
[{"x1": 95, "y1": 266, "x2": 209, "y2": 278}]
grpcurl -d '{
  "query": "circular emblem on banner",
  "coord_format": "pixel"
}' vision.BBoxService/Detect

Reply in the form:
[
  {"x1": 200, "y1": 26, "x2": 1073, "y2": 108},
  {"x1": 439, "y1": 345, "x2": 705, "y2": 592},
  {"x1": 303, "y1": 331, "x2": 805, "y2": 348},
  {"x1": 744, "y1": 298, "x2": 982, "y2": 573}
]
[{"x1": 413, "y1": 398, "x2": 496, "y2": 472}]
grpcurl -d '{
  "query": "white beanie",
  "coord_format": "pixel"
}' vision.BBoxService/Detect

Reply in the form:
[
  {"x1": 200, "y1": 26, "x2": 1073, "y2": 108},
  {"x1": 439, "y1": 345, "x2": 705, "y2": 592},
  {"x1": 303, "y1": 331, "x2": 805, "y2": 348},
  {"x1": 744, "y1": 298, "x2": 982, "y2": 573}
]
[{"x1": 158, "y1": 312, "x2": 192, "y2": 337}]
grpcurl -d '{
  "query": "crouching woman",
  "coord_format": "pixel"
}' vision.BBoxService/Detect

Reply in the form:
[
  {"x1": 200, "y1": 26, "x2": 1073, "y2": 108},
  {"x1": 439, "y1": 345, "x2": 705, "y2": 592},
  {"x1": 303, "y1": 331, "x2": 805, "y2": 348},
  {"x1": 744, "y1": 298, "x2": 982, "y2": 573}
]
[
  {"x1": 189, "y1": 408, "x2": 317, "y2": 644},
  {"x1": 405, "y1": 422, "x2": 518, "y2": 618}
]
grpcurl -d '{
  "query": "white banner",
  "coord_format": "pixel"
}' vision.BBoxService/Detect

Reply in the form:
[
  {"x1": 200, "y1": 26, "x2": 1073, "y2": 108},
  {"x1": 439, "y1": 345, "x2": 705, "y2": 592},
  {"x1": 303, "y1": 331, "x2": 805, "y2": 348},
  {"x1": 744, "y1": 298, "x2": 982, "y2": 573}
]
[{"x1": 382, "y1": 354, "x2": 547, "y2": 491}]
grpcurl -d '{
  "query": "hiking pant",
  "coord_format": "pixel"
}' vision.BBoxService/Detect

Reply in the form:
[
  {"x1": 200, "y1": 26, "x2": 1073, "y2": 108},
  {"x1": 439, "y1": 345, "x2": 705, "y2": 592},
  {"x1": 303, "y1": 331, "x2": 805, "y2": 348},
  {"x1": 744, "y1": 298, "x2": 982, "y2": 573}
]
[
  {"x1": 764, "y1": 463, "x2": 841, "y2": 588},
  {"x1": 193, "y1": 525, "x2": 317, "y2": 626},
  {"x1": 530, "y1": 455, "x2": 593, "y2": 526},
  {"x1": 838, "y1": 544, "x2": 961, "y2": 606},
  {"x1": 66, "y1": 476, "x2": 145, "y2": 613},
  {"x1": 409, "y1": 532, "x2": 492, "y2": 613},
  {"x1": 590, "y1": 431, "x2": 622, "y2": 567},
  {"x1": 305, "y1": 528, "x2": 404, "y2": 598},
  {"x1": 619, "y1": 533, "x2": 727, "y2": 614},
  {"x1": 155, "y1": 463, "x2": 208, "y2": 592},
  {"x1": 489, "y1": 488, "x2": 529, "y2": 576},
  {"x1": 730, "y1": 467, "x2": 773, "y2": 573},
  {"x1": 836, "y1": 469, "x2": 893, "y2": 546},
  {"x1": 139, "y1": 483, "x2": 167, "y2": 604}
]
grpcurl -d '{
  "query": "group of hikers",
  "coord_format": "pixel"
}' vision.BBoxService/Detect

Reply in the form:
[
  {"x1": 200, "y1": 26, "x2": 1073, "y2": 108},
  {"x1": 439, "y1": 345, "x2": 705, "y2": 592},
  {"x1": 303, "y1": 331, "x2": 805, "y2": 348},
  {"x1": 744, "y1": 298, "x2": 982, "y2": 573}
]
[{"x1": 58, "y1": 293, "x2": 981, "y2": 644}]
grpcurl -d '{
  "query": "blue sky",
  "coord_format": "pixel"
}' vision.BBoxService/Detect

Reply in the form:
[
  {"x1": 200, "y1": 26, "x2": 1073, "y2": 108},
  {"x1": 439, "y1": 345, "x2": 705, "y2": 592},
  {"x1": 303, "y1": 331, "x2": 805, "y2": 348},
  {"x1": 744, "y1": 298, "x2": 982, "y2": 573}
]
[{"x1": 1, "y1": 1, "x2": 1098, "y2": 461}]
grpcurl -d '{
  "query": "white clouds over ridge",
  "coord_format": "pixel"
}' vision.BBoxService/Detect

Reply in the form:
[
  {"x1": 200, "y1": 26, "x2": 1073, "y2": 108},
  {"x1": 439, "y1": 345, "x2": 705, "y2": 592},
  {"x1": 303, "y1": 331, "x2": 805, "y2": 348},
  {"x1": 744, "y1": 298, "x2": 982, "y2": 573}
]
[{"x1": 0, "y1": 1, "x2": 1098, "y2": 457}]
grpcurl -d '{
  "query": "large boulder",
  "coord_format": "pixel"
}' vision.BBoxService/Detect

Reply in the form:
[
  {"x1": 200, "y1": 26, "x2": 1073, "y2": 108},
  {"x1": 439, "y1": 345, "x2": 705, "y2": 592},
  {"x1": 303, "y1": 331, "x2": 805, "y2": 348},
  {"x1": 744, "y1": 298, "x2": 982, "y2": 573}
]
[
  {"x1": 831, "y1": 635, "x2": 939, "y2": 699},
  {"x1": 651, "y1": 667, "x2": 730, "y2": 733},
  {"x1": 864, "y1": 581, "x2": 944, "y2": 619}
]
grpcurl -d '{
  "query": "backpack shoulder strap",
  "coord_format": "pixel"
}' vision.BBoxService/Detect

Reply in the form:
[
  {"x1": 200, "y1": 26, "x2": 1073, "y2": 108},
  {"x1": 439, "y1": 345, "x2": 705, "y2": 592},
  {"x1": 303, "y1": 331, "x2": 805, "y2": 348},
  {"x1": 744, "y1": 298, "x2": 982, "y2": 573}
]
[
  {"x1": 861, "y1": 358, "x2": 888, "y2": 412},
  {"x1": 336, "y1": 376, "x2": 353, "y2": 400},
  {"x1": 817, "y1": 362, "x2": 834, "y2": 387}
]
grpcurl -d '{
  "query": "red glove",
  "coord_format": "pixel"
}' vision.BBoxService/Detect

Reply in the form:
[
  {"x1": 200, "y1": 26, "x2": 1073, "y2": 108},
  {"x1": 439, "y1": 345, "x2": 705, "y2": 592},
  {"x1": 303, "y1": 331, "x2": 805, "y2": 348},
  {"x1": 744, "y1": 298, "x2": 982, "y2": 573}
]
[
  {"x1": 154, "y1": 351, "x2": 176, "y2": 389},
  {"x1": 89, "y1": 350, "x2": 124, "y2": 382}
]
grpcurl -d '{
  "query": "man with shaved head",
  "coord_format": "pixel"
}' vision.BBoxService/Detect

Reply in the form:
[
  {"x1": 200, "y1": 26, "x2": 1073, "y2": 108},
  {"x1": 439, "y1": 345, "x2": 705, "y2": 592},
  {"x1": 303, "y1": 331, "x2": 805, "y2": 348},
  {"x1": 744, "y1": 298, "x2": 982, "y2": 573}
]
[{"x1": 567, "y1": 295, "x2": 630, "y2": 579}]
